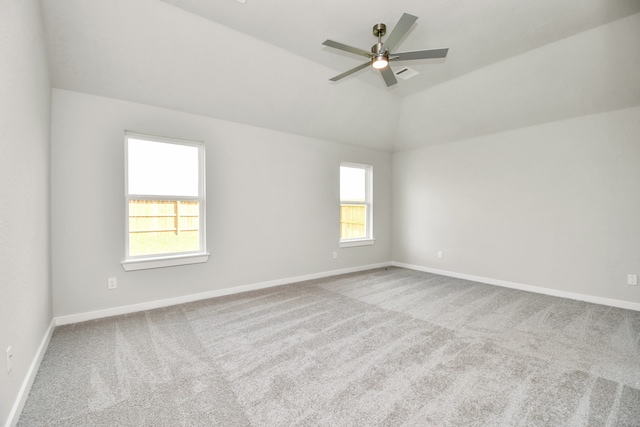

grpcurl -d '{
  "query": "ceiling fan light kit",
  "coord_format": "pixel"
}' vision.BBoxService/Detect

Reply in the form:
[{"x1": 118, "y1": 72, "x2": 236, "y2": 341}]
[
  {"x1": 372, "y1": 56, "x2": 389, "y2": 69},
  {"x1": 323, "y1": 13, "x2": 449, "y2": 87}
]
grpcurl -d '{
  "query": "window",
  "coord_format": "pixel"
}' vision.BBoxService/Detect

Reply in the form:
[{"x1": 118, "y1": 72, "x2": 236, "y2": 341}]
[
  {"x1": 122, "y1": 132, "x2": 208, "y2": 271},
  {"x1": 340, "y1": 162, "x2": 374, "y2": 247}
]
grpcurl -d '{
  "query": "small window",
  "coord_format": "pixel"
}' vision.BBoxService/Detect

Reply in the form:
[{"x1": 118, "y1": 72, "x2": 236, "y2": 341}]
[
  {"x1": 122, "y1": 132, "x2": 209, "y2": 271},
  {"x1": 340, "y1": 162, "x2": 374, "y2": 247}
]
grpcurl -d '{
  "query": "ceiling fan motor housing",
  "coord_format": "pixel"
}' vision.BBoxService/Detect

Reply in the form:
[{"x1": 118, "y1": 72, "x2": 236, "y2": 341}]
[{"x1": 371, "y1": 42, "x2": 386, "y2": 55}]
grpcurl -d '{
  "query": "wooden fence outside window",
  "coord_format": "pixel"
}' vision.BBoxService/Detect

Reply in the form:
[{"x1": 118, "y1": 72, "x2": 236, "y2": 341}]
[
  {"x1": 340, "y1": 204, "x2": 366, "y2": 239},
  {"x1": 128, "y1": 200, "x2": 200, "y2": 256},
  {"x1": 129, "y1": 200, "x2": 199, "y2": 235}
]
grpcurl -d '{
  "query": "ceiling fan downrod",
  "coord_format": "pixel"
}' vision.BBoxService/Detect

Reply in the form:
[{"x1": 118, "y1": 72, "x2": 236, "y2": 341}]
[{"x1": 371, "y1": 23, "x2": 389, "y2": 69}]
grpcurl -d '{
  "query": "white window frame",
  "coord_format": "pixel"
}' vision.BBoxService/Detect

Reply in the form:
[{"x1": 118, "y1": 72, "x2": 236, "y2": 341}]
[
  {"x1": 121, "y1": 131, "x2": 209, "y2": 271},
  {"x1": 339, "y1": 162, "x2": 374, "y2": 248}
]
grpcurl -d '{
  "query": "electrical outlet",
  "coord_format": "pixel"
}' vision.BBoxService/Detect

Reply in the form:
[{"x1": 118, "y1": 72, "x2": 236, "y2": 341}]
[
  {"x1": 6, "y1": 346, "x2": 12, "y2": 373},
  {"x1": 628, "y1": 274, "x2": 638, "y2": 286},
  {"x1": 333, "y1": 251, "x2": 338, "y2": 259},
  {"x1": 437, "y1": 251, "x2": 443, "y2": 259},
  {"x1": 107, "y1": 277, "x2": 117, "y2": 290}
]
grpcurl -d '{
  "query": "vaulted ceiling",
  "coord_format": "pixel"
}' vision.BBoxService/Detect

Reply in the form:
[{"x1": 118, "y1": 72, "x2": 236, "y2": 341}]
[{"x1": 42, "y1": 0, "x2": 640, "y2": 151}]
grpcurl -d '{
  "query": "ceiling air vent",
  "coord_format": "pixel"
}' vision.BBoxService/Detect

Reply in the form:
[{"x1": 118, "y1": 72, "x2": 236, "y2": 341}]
[{"x1": 394, "y1": 67, "x2": 419, "y2": 80}]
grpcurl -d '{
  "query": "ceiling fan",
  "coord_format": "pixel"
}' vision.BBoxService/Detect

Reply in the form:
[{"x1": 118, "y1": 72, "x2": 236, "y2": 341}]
[{"x1": 322, "y1": 13, "x2": 449, "y2": 87}]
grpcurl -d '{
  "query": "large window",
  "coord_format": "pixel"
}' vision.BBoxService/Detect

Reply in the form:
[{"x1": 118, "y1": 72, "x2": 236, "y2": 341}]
[
  {"x1": 340, "y1": 162, "x2": 374, "y2": 247},
  {"x1": 122, "y1": 132, "x2": 208, "y2": 271}
]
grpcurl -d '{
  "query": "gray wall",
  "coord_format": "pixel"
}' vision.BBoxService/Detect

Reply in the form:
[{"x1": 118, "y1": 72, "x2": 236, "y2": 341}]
[
  {"x1": 51, "y1": 89, "x2": 392, "y2": 317},
  {"x1": 0, "y1": 0, "x2": 52, "y2": 423},
  {"x1": 392, "y1": 106, "x2": 640, "y2": 304}
]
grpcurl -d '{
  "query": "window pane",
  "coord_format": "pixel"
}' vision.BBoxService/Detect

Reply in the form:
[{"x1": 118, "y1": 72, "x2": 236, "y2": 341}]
[
  {"x1": 340, "y1": 166, "x2": 365, "y2": 202},
  {"x1": 128, "y1": 200, "x2": 199, "y2": 256},
  {"x1": 128, "y1": 138, "x2": 199, "y2": 197},
  {"x1": 340, "y1": 204, "x2": 366, "y2": 239}
]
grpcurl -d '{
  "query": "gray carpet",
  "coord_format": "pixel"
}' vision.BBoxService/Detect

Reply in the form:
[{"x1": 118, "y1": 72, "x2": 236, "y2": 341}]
[{"x1": 19, "y1": 267, "x2": 640, "y2": 426}]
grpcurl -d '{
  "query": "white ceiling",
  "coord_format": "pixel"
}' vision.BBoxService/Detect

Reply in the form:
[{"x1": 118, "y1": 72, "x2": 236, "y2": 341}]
[
  {"x1": 41, "y1": 0, "x2": 640, "y2": 151},
  {"x1": 158, "y1": 0, "x2": 640, "y2": 96}
]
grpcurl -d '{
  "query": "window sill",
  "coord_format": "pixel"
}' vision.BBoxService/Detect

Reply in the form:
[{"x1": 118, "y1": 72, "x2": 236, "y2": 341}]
[
  {"x1": 121, "y1": 252, "x2": 210, "y2": 271},
  {"x1": 339, "y1": 238, "x2": 375, "y2": 248}
]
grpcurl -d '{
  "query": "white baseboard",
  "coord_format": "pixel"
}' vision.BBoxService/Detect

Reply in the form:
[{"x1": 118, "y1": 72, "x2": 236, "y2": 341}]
[
  {"x1": 55, "y1": 262, "x2": 392, "y2": 326},
  {"x1": 5, "y1": 318, "x2": 56, "y2": 427},
  {"x1": 392, "y1": 261, "x2": 640, "y2": 312}
]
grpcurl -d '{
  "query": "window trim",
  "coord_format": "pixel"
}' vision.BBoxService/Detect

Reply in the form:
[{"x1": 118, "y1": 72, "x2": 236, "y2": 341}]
[
  {"x1": 122, "y1": 131, "x2": 209, "y2": 271},
  {"x1": 339, "y1": 162, "x2": 374, "y2": 248}
]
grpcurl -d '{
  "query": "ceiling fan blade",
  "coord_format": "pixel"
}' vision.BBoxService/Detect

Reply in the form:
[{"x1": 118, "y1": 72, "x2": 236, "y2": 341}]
[
  {"x1": 380, "y1": 66, "x2": 398, "y2": 87},
  {"x1": 329, "y1": 61, "x2": 371, "y2": 81},
  {"x1": 322, "y1": 40, "x2": 372, "y2": 58},
  {"x1": 383, "y1": 13, "x2": 418, "y2": 52},
  {"x1": 391, "y1": 48, "x2": 449, "y2": 61}
]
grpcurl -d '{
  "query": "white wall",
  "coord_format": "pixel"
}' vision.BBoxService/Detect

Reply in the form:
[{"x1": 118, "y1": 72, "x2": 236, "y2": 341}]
[
  {"x1": 51, "y1": 89, "x2": 392, "y2": 317},
  {"x1": 392, "y1": 106, "x2": 640, "y2": 305},
  {"x1": 0, "y1": 0, "x2": 52, "y2": 424}
]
